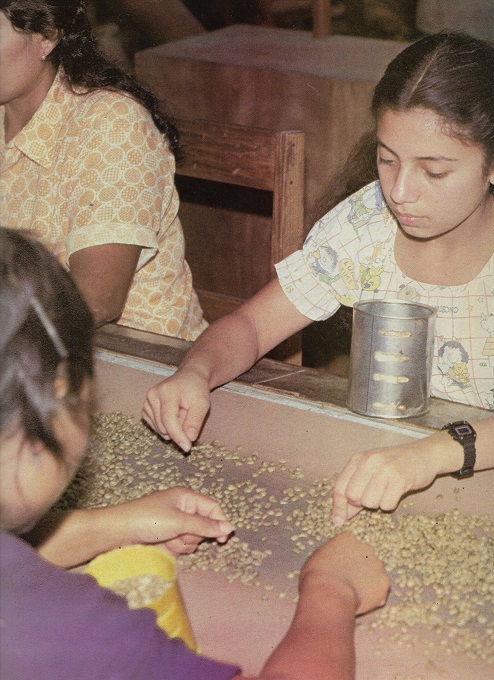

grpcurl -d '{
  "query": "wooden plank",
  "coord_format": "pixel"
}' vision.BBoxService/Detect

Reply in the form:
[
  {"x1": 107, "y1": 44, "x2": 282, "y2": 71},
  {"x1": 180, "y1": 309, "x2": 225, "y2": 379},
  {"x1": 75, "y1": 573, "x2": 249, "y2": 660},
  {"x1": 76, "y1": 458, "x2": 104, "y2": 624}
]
[
  {"x1": 312, "y1": 0, "x2": 332, "y2": 37},
  {"x1": 271, "y1": 131, "x2": 305, "y2": 268},
  {"x1": 173, "y1": 117, "x2": 305, "y2": 364},
  {"x1": 176, "y1": 119, "x2": 280, "y2": 190}
]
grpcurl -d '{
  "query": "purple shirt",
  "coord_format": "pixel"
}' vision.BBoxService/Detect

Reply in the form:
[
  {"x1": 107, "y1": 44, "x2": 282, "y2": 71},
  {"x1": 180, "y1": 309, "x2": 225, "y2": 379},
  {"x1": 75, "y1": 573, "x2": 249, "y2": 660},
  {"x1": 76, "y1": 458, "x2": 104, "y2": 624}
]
[{"x1": 0, "y1": 532, "x2": 240, "y2": 680}]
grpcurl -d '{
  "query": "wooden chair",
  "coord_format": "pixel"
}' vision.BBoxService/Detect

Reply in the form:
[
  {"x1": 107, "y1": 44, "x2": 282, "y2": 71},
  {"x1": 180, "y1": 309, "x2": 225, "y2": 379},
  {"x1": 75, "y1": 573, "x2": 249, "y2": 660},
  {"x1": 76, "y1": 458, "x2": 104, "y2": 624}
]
[{"x1": 174, "y1": 117, "x2": 305, "y2": 364}]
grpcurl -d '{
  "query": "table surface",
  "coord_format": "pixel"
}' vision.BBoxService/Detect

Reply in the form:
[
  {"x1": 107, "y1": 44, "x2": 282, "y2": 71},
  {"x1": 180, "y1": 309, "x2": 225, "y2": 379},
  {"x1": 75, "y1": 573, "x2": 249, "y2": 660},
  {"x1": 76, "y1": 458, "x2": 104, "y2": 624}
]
[
  {"x1": 138, "y1": 24, "x2": 408, "y2": 82},
  {"x1": 92, "y1": 328, "x2": 494, "y2": 678}
]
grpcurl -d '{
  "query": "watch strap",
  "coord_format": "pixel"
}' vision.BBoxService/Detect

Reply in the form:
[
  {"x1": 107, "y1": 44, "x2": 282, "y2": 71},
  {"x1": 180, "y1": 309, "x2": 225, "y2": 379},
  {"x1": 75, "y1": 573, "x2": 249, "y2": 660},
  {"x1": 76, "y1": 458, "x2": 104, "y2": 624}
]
[{"x1": 442, "y1": 421, "x2": 477, "y2": 479}]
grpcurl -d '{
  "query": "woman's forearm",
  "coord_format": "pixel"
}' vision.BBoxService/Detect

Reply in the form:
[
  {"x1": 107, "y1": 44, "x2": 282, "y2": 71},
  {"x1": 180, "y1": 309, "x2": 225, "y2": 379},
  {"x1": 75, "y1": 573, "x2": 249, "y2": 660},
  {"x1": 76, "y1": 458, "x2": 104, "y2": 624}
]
[{"x1": 179, "y1": 310, "x2": 261, "y2": 391}]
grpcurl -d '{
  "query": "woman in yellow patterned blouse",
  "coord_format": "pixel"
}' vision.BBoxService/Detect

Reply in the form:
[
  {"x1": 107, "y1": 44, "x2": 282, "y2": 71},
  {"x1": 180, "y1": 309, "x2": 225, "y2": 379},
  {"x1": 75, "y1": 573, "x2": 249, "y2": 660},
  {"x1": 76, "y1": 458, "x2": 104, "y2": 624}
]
[{"x1": 0, "y1": 0, "x2": 207, "y2": 340}]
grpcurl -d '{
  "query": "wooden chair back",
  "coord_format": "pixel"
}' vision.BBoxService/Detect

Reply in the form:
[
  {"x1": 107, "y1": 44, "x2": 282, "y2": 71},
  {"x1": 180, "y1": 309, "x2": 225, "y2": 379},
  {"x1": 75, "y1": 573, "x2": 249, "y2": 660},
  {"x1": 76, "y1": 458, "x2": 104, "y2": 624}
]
[
  {"x1": 312, "y1": 0, "x2": 332, "y2": 36},
  {"x1": 174, "y1": 117, "x2": 305, "y2": 363}
]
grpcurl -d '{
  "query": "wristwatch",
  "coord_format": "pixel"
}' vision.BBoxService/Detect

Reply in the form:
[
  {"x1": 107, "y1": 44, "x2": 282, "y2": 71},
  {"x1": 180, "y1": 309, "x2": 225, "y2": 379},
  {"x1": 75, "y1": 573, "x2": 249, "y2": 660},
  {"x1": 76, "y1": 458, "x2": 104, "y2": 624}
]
[{"x1": 441, "y1": 421, "x2": 477, "y2": 479}]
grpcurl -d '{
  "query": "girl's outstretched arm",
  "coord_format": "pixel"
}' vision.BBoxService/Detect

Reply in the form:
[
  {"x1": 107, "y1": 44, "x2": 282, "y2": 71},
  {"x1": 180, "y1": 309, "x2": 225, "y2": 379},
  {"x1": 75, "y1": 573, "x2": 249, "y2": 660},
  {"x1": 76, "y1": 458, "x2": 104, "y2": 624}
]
[
  {"x1": 238, "y1": 533, "x2": 390, "y2": 680},
  {"x1": 25, "y1": 487, "x2": 235, "y2": 568},
  {"x1": 332, "y1": 416, "x2": 494, "y2": 525},
  {"x1": 142, "y1": 278, "x2": 310, "y2": 451}
]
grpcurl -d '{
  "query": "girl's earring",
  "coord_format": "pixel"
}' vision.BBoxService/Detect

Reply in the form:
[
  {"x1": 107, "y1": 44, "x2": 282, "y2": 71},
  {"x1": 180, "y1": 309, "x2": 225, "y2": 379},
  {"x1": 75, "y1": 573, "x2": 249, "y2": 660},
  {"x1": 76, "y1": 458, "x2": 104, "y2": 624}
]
[{"x1": 41, "y1": 55, "x2": 46, "y2": 61}]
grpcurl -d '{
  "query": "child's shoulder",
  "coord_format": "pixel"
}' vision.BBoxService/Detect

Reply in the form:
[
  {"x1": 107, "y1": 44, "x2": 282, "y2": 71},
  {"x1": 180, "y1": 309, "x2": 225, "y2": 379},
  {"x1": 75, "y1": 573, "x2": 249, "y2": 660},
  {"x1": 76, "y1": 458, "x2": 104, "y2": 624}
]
[
  {"x1": 318, "y1": 181, "x2": 390, "y2": 231},
  {"x1": 349, "y1": 180, "x2": 385, "y2": 210},
  {"x1": 320, "y1": 181, "x2": 386, "y2": 222}
]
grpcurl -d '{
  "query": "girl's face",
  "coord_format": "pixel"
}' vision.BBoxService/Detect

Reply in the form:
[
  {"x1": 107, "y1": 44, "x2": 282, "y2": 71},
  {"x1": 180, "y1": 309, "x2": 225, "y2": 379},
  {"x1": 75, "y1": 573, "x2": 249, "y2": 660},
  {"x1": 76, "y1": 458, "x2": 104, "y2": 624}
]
[
  {"x1": 377, "y1": 107, "x2": 494, "y2": 240},
  {"x1": 0, "y1": 11, "x2": 57, "y2": 111},
  {"x1": 0, "y1": 381, "x2": 91, "y2": 534}
]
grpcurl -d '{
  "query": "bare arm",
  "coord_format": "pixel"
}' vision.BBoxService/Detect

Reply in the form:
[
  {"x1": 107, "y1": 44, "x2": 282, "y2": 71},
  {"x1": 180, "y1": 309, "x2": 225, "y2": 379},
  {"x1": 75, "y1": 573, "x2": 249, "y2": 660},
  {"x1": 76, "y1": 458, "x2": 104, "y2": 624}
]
[
  {"x1": 142, "y1": 278, "x2": 311, "y2": 449},
  {"x1": 175, "y1": 278, "x2": 310, "y2": 389},
  {"x1": 237, "y1": 533, "x2": 390, "y2": 680},
  {"x1": 333, "y1": 415, "x2": 494, "y2": 525},
  {"x1": 69, "y1": 243, "x2": 141, "y2": 327},
  {"x1": 25, "y1": 487, "x2": 234, "y2": 569}
]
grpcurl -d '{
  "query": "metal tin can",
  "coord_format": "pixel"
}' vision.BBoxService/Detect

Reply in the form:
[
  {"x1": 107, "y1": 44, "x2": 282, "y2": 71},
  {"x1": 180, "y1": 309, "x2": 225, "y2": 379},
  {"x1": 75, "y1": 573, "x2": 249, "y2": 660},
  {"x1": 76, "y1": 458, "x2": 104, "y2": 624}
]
[{"x1": 346, "y1": 300, "x2": 437, "y2": 418}]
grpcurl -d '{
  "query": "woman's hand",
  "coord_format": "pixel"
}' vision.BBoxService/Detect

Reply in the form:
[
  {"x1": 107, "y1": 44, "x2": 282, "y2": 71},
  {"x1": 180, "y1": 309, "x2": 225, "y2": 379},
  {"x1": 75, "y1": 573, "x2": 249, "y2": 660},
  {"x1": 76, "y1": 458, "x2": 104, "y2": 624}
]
[
  {"x1": 332, "y1": 418, "x2": 494, "y2": 526},
  {"x1": 299, "y1": 532, "x2": 389, "y2": 615},
  {"x1": 112, "y1": 486, "x2": 235, "y2": 555},
  {"x1": 142, "y1": 367, "x2": 212, "y2": 452}
]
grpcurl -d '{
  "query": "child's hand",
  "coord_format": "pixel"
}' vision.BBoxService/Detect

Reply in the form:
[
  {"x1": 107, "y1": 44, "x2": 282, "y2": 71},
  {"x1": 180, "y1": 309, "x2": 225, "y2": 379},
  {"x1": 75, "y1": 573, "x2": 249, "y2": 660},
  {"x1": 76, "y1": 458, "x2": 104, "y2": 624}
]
[
  {"x1": 110, "y1": 486, "x2": 235, "y2": 555},
  {"x1": 332, "y1": 440, "x2": 441, "y2": 526},
  {"x1": 299, "y1": 532, "x2": 389, "y2": 615},
  {"x1": 142, "y1": 367, "x2": 211, "y2": 452}
]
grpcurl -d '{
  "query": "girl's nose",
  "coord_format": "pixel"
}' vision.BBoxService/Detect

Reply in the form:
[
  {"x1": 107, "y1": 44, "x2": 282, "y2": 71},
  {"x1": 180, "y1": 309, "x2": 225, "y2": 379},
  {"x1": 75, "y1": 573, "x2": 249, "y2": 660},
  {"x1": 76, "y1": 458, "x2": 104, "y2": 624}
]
[{"x1": 389, "y1": 168, "x2": 419, "y2": 205}]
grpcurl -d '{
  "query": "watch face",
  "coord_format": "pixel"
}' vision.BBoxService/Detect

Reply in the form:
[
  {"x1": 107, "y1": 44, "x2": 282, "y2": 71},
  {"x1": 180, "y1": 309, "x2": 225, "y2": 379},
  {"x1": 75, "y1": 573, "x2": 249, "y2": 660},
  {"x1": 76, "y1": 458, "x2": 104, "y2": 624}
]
[{"x1": 454, "y1": 424, "x2": 474, "y2": 438}]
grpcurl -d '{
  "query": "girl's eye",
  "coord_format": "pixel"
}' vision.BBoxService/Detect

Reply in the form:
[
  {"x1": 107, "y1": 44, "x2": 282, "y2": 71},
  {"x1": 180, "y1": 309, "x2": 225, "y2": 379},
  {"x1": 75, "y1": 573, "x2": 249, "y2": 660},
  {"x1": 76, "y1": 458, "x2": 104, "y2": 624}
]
[
  {"x1": 378, "y1": 156, "x2": 394, "y2": 165},
  {"x1": 426, "y1": 171, "x2": 447, "y2": 179}
]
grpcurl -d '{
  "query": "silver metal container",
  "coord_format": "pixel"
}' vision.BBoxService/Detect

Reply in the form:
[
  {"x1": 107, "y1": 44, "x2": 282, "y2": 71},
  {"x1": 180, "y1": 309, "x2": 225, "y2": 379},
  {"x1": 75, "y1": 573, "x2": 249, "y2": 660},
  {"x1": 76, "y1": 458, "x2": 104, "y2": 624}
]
[{"x1": 347, "y1": 300, "x2": 437, "y2": 418}]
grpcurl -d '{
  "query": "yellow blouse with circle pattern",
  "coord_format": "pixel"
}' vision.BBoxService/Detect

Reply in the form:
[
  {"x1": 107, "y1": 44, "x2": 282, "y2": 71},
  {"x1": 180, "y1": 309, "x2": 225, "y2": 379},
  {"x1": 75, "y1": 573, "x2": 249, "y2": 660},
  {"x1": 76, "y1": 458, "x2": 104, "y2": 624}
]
[{"x1": 0, "y1": 70, "x2": 207, "y2": 340}]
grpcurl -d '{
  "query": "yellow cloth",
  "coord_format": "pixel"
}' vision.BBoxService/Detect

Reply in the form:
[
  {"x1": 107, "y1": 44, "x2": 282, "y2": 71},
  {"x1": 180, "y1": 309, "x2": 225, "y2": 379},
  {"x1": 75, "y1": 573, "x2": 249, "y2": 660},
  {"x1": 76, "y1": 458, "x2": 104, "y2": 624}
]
[{"x1": 0, "y1": 71, "x2": 207, "y2": 340}]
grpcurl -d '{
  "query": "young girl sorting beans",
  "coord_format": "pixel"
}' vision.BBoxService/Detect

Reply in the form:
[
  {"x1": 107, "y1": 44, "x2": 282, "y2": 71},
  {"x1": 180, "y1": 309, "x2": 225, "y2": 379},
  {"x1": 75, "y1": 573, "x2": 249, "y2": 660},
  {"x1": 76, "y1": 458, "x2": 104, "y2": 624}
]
[
  {"x1": 0, "y1": 228, "x2": 389, "y2": 680},
  {"x1": 142, "y1": 32, "x2": 494, "y2": 523}
]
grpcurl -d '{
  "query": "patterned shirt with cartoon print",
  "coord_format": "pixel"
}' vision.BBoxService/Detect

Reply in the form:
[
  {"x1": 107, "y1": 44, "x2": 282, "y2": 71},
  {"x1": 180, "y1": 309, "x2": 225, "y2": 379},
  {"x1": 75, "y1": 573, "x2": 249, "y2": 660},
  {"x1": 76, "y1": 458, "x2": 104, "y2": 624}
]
[{"x1": 276, "y1": 181, "x2": 494, "y2": 410}]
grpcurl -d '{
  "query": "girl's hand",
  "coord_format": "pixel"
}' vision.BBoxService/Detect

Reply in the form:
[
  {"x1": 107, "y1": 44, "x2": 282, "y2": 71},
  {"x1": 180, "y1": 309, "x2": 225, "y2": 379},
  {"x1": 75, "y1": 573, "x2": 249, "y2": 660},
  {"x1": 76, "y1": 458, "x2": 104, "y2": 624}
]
[
  {"x1": 331, "y1": 439, "x2": 442, "y2": 526},
  {"x1": 30, "y1": 487, "x2": 234, "y2": 569},
  {"x1": 142, "y1": 368, "x2": 211, "y2": 452},
  {"x1": 110, "y1": 486, "x2": 235, "y2": 555}
]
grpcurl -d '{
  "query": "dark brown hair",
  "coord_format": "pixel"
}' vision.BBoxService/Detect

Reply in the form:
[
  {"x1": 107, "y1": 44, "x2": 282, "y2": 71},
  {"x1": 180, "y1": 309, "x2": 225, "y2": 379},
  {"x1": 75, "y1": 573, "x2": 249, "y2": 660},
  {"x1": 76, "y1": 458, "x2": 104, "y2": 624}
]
[
  {"x1": 0, "y1": 0, "x2": 179, "y2": 155},
  {"x1": 0, "y1": 228, "x2": 94, "y2": 459},
  {"x1": 314, "y1": 32, "x2": 494, "y2": 222}
]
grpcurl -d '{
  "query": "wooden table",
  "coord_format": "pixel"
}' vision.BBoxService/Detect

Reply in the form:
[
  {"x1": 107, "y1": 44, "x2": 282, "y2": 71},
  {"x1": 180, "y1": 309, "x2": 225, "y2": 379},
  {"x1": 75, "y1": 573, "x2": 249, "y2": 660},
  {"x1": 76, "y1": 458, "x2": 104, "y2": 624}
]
[{"x1": 93, "y1": 325, "x2": 493, "y2": 678}]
